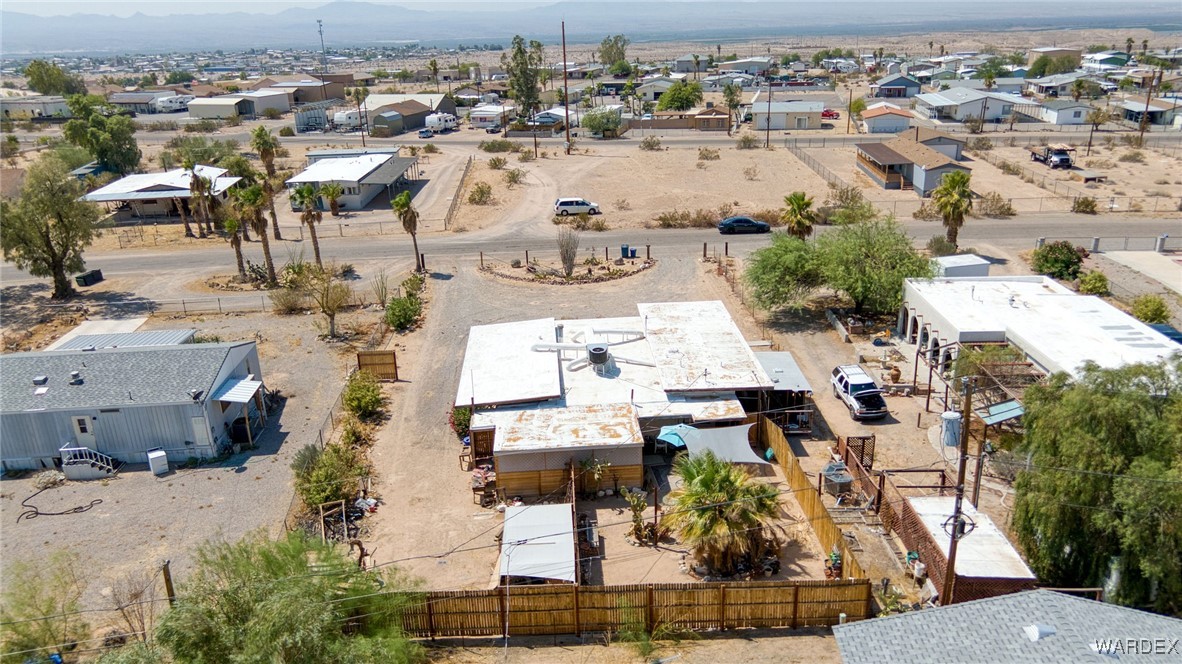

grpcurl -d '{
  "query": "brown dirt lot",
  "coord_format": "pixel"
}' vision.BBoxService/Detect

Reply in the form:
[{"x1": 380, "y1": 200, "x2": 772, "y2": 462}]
[{"x1": 990, "y1": 142, "x2": 1182, "y2": 209}]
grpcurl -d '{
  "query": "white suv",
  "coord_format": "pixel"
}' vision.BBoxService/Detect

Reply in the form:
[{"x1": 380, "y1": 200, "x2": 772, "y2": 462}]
[
  {"x1": 554, "y1": 198, "x2": 600, "y2": 216},
  {"x1": 831, "y1": 365, "x2": 889, "y2": 420}
]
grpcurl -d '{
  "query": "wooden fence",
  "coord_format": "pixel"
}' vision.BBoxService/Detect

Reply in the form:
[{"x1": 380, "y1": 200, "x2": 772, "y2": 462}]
[
  {"x1": 400, "y1": 579, "x2": 871, "y2": 638},
  {"x1": 357, "y1": 349, "x2": 399, "y2": 380},
  {"x1": 758, "y1": 417, "x2": 868, "y2": 580}
]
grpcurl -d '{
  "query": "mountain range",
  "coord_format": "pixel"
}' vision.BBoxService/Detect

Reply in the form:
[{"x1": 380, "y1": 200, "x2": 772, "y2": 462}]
[{"x1": 2, "y1": 1, "x2": 1179, "y2": 56}]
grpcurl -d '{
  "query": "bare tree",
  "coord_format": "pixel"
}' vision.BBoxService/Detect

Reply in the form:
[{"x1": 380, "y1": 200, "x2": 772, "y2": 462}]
[
  {"x1": 557, "y1": 227, "x2": 580, "y2": 277},
  {"x1": 110, "y1": 569, "x2": 159, "y2": 643},
  {"x1": 306, "y1": 264, "x2": 353, "y2": 338},
  {"x1": 369, "y1": 267, "x2": 390, "y2": 308}
]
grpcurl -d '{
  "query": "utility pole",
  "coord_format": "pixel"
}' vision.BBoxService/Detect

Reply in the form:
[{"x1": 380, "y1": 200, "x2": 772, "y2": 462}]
[
  {"x1": 317, "y1": 20, "x2": 330, "y2": 115},
  {"x1": 941, "y1": 377, "x2": 975, "y2": 606},
  {"x1": 161, "y1": 560, "x2": 177, "y2": 606},
  {"x1": 1138, "y1": 68, "x2": 1161, "y2": 143},
  {"x1": 846, "y1": 87, "x2": 853, "y2": 133},
  {"x1": 764, "y1": 80, "x2": 773, "y2": 148},
  {"x1": 562, "y1": 21, "x2": 572, "y2": 155}
]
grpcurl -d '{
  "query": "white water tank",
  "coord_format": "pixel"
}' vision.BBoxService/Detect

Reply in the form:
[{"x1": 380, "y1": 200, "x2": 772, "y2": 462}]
[
  {"x1": 147, "y1": 448, "x2": 169, "y2": 476},
  {"x1": 941, "y1": 411, "x2": 962, "y2": 447}
]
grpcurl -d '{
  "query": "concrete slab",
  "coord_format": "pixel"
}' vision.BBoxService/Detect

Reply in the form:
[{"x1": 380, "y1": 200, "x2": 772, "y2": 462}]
[
  {"x1": 1103, "y1": 251, "x2": 1182, "y2": 296},
  {"x1": 42, "y1": 317, "x2": 147, "y2": 351}
]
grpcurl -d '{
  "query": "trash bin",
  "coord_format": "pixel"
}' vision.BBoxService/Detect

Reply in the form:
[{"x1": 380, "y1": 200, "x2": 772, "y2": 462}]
[
  {"x1": 74, "y1": 269, "x2": 104, "y2": 287},
  {"x1": 146, "y1": 448, "x2": 169, "y2": 476},
  {"x1": 620, "y1": 244, "x2": 629, "y2": 258},
  {"x1": 629, "y1": 248, "x2": 638, "y2": 259}
]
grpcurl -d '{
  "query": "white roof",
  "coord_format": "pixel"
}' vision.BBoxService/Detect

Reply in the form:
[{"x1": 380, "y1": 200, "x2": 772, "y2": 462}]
[
  {"x1": 909, "y1": 496, "x2": 1036, "y2": 580},
  {"x1": 754, "y1": 101, "x2": 824, "y2": 114},
  {"x1": 934, "y1": 254, "x2": 991, "y2": 269},
  {"x1": 454, "y1": 318, "x2": 562, "y2": 407},
  {"x1": 82, "y1": 166, "x2": 239, "y2": 202},
  {"x1": 477, "y1": 403, "x2": 643, "y2": 454},
  {"x1": 211, "y1": 377, "x2": 263, "y2": 403},
  {"x1": 470, "y1": 104, "x2": 513, "y2": 116},
  {"x1": 188, "y1": 96, "x2": 248, "y2": 107},
  {"x1": 637, "y1": 301, "x2": 773, "y2": 392},
  {"x1": 285, "y1": 154, "x2": 391, "y2": 185},
  {"x1": 904, "y1": 277, "x2": 1180, "y2": 377},
  {"x1": 227, "y1": 89, "x2": 290, "y2": 99},
  {"x1": 916, "y1": 89, "x2": 1024, "y2": 107},
  {"x1": 498, "y1": 504, "x2": 576, "y2": 582}
]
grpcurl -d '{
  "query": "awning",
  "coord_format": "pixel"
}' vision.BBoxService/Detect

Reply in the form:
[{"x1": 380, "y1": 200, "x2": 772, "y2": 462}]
[
  {"x1": 975, "y1": 400, "x2": 1024, "y2": 426},
  {"x1": 498, "y1": 503, "x2": 576, "y2": 583},
  {"x1": 212, "y1": 377, "x2": 263, "y2": 403},
  {"x1": 660, "y1": 423, "x2": 769, "y2": 465}
]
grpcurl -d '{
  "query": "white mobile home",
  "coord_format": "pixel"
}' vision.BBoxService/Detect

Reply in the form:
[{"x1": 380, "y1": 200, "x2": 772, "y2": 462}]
[{"x1": 287, "y1": 150, "x2": 419, "y2": 211}]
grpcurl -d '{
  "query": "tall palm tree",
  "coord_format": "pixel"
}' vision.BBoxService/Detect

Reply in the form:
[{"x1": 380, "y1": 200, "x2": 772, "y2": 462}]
[
  {"x1": 319, "y1": 182, "x2": 344, "y2": 217},
  {"x1": 291, "y1": 184, "x2": 324, "y2": 267},
  {"x1": 928, "y1": 41, "x2": 934, "y2": 57},
  {"x1": 428, "y1": 58, "x2": 440, "y2": 90},
  {"x1": 222, "y1": 217, "x2": 247, "y2": 282},
  {"x1": 392, "y1": 190, "x2": 422, "y2": 273},
  {"x1": 183, "y1": 159, "x2": 209, "y2": 238},
  {"x1": 781, "y1": 191, "x2": 816, "y2": 239},
  {"x1": 232, "y1": 184, "x2": 277, "y2": 284},
  {"x1": 261, "y1": 175, "x2": 283, "y2": 241},
  {"x1": 1141, "y1": 39, "x2": 1149, "y2": 57},
  {"x1": 931, "y1": 170, "x2": 973, "y2": 248},
  {"x1": 250, "y1": 125, "x2": 278, "y2": 178},
  {"x1": 173, "y1": 196, "x2": 195, "y2": 238},
  {"x1": 198, "y1": 176, "x2": 217, "y2": 235},
  {"x1": 692, "y1": 54, "x2": 701, "y2": 81},
  {"x1": 1125, "y1": 37, "x2": 1135, "y2": 55},
  {"x1": 662, "y1": 450, "x2": 780, "y2": 573}
]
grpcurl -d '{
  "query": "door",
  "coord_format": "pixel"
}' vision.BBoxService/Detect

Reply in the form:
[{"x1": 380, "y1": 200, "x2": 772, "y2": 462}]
[
  {"x1": 796, "y1": 116, "x2": 808, "y2": 129},
  {"x1": 71, "y1": 415, "x2": 96, "y2": 447}
]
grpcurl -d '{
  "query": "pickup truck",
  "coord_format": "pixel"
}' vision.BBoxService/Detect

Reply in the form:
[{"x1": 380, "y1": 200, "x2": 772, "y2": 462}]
[
  {"x1": 1029, "y1": 145, "x2": 1075, "y2": 169},
  {"x1": 822, "y1": 109, "x2": 840, "y2": 120}
]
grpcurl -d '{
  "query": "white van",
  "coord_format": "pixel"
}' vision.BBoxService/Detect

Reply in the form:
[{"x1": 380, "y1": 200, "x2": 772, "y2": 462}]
[
  {"x1": 425, "y1": 113, "x2": 458, "y2": 132},
  {"x1": 554, "y1": 198, "x2": 600, "y2": 216}
]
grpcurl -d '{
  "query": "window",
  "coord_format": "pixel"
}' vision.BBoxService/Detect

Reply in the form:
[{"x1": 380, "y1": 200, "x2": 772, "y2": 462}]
[
  {"x1": 1073, "y1": 111, "x2": 1082, "y2": 118},
  {"x1": 75, "y1": 417, "x2": 88, "y2": 433}
]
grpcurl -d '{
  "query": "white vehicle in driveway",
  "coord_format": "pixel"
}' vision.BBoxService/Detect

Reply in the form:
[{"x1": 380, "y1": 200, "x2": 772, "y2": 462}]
[
  {"x1": 554, "y1": 197, "x2": 600, "y2": 216},
  {"x1": 831, "y1": 364, "x2": 889, "y2": 420}
]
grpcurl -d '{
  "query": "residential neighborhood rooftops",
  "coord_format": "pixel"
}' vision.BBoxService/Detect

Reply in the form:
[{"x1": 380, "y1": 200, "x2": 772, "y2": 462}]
[
  {"x1": 637, "y1": 301, "x2": 773, "y2": 392},
  {"x1": 286, "y1": 153, "x2": 413, "y2": 185},
  {"x1": 455, "y1": 317, "x2": 562, "y2": 407},
  {"x1": 363, "y1": 93, "x2": 447, "y2": 113},
  {"x1": 83, "y1": 166, "x2": 240, "y2": 203},
  {"x1": 1040, "y1": 99, "x2": 1093, "y2": 110},
  {"x1": 478, "y1": 403, "x2": 643, "y2": 454},
  {"x1": 861, "y1": 106, "x2": 913, "y2": 119},
  {"x1": 915, "y1": 87, "x2": 1024, "y2": 107},
  {"x1": 753, "y1": 352, "x2": 811, "y2": 393},
  {"x1": 881, "y1": 136, "x2": 961, "y2": 169}
]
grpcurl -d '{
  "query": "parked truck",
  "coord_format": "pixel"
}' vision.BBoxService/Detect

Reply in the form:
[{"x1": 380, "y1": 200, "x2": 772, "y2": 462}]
[{"x1": 1029, "y1": 144, "x2": 1075, "y2": 169}]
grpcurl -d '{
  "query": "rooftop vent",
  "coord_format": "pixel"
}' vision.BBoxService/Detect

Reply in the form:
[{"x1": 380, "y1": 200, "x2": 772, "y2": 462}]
[
  {"x1": 587, "y1": 344, "x2": 610, "y2": 365},
  {"x1": 69, "y1": 371, "x2": 83, "y2": 386},
  {"x1": 32, "y1": 375, "x2": 48, "y2": 386},
  {"x1": 1023, "y1": 624, "x2": 1055, "y2": 642}
]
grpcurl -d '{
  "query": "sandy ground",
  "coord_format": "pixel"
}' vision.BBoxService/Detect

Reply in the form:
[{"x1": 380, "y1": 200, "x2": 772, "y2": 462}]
[{"x1": 994, "y1": 142, "x2": 1182, "y2": 205}]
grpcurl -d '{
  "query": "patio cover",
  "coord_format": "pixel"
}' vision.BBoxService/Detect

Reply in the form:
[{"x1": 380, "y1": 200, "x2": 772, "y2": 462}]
[
  {"x1": 212, "y1": 377, "x2": 263, "y2": 403},
  {"x1": 974, "y1": 400, "x2": 1024, "y2": 426},
  {"x1": 497, "y1": 503, "x2": 576, "y2": 583},
  {"x1": 658, "y1": 423, "x2": 768, "y2": 465}
]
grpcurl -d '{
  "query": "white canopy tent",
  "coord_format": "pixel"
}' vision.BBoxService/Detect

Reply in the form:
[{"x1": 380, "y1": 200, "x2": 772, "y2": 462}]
[{"x1": 497, "y1": 503, "x2": 576, "y2": 583}]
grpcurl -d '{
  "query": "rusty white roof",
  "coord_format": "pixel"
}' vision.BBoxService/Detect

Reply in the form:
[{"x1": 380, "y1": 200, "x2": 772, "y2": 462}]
[
  {"x1": 636, "y1": 301, "x2": 773, "y2": 393},
  {"x1": 477, "y1": 403, "x2": 643, "y2": 454},
  {"x1": 910, "y1": 496, "x2": 1035, "y2": 580}
]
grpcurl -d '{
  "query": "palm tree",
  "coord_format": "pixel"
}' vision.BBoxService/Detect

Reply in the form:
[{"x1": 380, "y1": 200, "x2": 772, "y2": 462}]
[
  {"x1": 183, "y1": 159, "x2": 209, "y2": 238},
  {"x1": 1126, "y1": 37, "x2": 1135, "y2": 55},
  {"x1": 222, "y1": 217, "x2": 247, "y2": 282},
  {"x1": 392, "y1": 190, "x2": 422, "y2": 273},
  {"x1": 931, "y1": 170, "x2": 973, "y2": 248},
  {"x1": 428, "y1": 58, "x2": 440, "y2": 90},
  {"x1": 781, "y1": 192, "x2": 816, "y2": 238},
  {"x1": 291, "y1": 184, "x2": 323, "y2": 267},
  {"x1": 261, "y1": 175, "x2": 283, "y2": 241},
  {"x1": 1141, "y1": 39, "x2": 1149, "y2": 57},
  {"x1": 319, "y1": 182, "x2": 344, "y2": 217},
  {"x1": 1070, "y1": 79, "x2": 1086, "y2": 102},
  {"x1": 692, "y1": 54, "x2": 701, "y2": 81},
  {"x1": 928, "y1": 41, "x2": 934, "y2": 57},
  {"x1": 662, "y1": 451, "x2": 780, "y2": 573},
  {"x1": 198, "y1": 176, "x2": 217, "y2": 235},
  {"x1": 250, "y1": 125, "x2": 278, "y2": 178},
  {"x1": 983, "y1": 73, "x2": 996, "y2": 91},
  {"x1": 232, "y1": 184, "x2": 277, "y2": 284},
  {"x1": 173, "y1": 197, "x2": 195, "y2": 238}
]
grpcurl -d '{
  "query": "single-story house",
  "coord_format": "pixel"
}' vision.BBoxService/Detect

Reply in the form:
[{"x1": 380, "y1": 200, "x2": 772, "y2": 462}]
[
  {"x1": 269, "y1": 80, "x2": 345, "y2": 104},
  {"x1": 635, "y1": 77, "x2": 679, "y2": 102},
  {"x1": 1023, "y1": 99, "x2": 1093, "y2": 125},
  {"x1": 906, "y1": 126, "x2": 965, "y2": 160},
  {"x1": 0, "y1": 341, "x2": 266, "y2": 473},
  {"x1": 364, "y1": 93, "x2": 456, "y2": 118},
  {"x1": 855, "y1": 134, "x2": 971, "y2": 197},
  {"x1": 108, "y1": 90, "x2": 176, "y2": 114},
  {"x1": 871, "y1": 74, "x2": 922, "y2": 98},
  {"x1": 82, "y1": 165, "x2": 241, "y2": 218},
  {"x1": 701, "y1": 72, "x2": 757, "y2": 90},
  {"x1": 717, "y1": 56, "x2": 773, "y2": 76},
  {"x1": 534, "y1": 106, "x2": 576, "y2": 127},
  {"x1": 1082, "y1": 50, "x2": 1130, "y2": 71},
  {"x1": 0, "y1": 95, "x2": 70, "y2": 119},
  {"x1": 286, "y1": 149, "x2": 418, "y2": 211},
  {"x1": 1117, "y1": 96, "x2": 1179, "y2": 126},
  {"x1": 187, "y1": 96, "x2": 251, "y2": 119},
  {"x1": 861, "y1": 106, "x2": 913, "y2": 133},
  {"x1": 750, "y1": 94, "x2": 823, "y2": 130},
  {"x1": 468, "y1": 104, "x2": 515, "y2": 129},
  {"x1": 694, "y1": 107, "x2": 730, "y2": 131},
  {"x1": 834, "y1": 590, "x2": 1182, "y2": 663},
  {"x1": 225, "y1": 89, "x2": 292, "y2": 116},
  {"x1": 1026, "y1": 47, "x2": 1082, "y2": 67},
  {"x1": 672, "y1": 53, "x2": 708, "y2": 74},
  {"x1": 941, "y1": 77, "x2": 1026, "y2": 95},
  {"x1": 1025, "y1": 72, "x2": 1092, "y2": 97},
  {"x1": 915, "y1": 88, "x2": 1022, "y2": 122}
]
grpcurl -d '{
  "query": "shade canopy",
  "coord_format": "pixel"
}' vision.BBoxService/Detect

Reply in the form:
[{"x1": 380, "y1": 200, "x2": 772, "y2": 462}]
[
  {"x1": 498, "y1": 503, "x2": 576, "y2": 583},
  {"x1": 659, "y1": 423, "x2": 768, "y2": 465},
  {"x1": 974, "y1": 400, "x2": 1024, "y2": 426},
  {"x1": 212, "y1": 377, "x2": 263, "y2": 403}
]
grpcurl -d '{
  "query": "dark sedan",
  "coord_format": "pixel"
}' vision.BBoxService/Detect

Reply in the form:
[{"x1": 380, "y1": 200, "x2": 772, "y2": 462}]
[{"x1": 718, "y1": 216, "x2": 771, "y2": 234}]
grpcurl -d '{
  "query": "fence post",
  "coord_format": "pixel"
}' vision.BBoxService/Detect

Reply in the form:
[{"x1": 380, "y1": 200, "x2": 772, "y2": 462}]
[
  {"x1": 572, "y1": 584, "x2": 581, "y2": 637},
  {"x1": 790, "y1": 585, "x2": 799, "y2": 629},
  {"x1": 182, "y1": 299, "x2": 187, "y2": 315},
  {"x1": 500, "y1": 585, "x2": 508, "y2": 638},
  {"x1": 718, "y1": 584, "x2": 727, "y2": 631},
  {"x1": 646, "y1": 586, "x2": 655, "y2": 633},
  {"x1": 218, "y1": 298, "x2": 223, "y2": 314},
  {"x1": 426, "y1": 594, "x2": 436, "y2": 640}
]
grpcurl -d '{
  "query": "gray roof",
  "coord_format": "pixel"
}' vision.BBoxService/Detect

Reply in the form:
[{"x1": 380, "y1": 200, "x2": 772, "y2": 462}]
[
  {"x1": 359, "y1": 156, "x2": 418, "y2": 186},
  {"x1": 754, "y1": 352, "x2": 812, "y2": 393},
  {"x1": 832, "y1": 590, "x2": 1182, "y2": 664},
  {"x1": 1041, "y1": 100, "x2": 1093, "y2": 110},
  {"x1": 48, "y1": 329, "x2": 197, "y2": 352},
  {"x1": 1, "y1": 342, "x2": 251, "y2": 412}
]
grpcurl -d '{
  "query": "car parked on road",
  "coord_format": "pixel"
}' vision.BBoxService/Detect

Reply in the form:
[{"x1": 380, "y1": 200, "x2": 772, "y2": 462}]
[
  {"x1": 831, "y1": 365, "x2": 889, "y2": 420},
  {"x1": 485, "y1": 124, "x2": 502, "y2": 134},
  {"x1": 554, "y1": 197, "x2": 600, "y2": 216},
  {"x1": 418, "y1": 128, "x2": 434, "y2": 138},
  {"x1": 717, "y1": 216, "x2": 771, "y2": 234}
]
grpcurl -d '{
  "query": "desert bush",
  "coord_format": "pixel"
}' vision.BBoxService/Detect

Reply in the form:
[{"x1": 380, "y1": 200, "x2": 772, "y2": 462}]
[
  {"x1": 510, "y1": 258, "x2": 522, "y2": 268},
  {"x1": 976, "y1": 191, "x2": 1015, "y2": 217},
  {"x1": 997, "y1": 160, "x2": 1023, "y2": 176},
  {"x1": 1154, "y1": 178, "x2": 1169, "y2": 185},
  {"x1": 927, "y1": 235, "x2": 958, "y2": 257},
  {"x1": 450, "y1": 407, "x2": 472, "y2": 438},
  {"x1": 268, "y1": 287, "x2": 308, "y2": 314},
  {"x1": 479, "y1": 139, "x2": 516, "y2": 153},
  {"x1": 279, "y1": 126, "x2": 295, "y2": 137},
  {"x1": 698, "y1": 147, "x2": 720, "y2": 161},
  {"x1": 912, "y1": 202, "x2": 943, "y2": 221},
  {"x1": 1031, "y1": 240, "x2": 1087, "y2": 280},
  {"x1": 1131, "y1": 294, "x2": 1170, "y2": 324},
  {"x1": 339, "y1": 415, "x2": 370, "y2": 448},
  {"x1": 505, "y1": 168, "x2": 527, "y2": 187},
  {"x1": 743, "y1": 165, "x2": 759, "y2": 181},
  {"x1": 589, "y1": 217, "x2": 609, "y2": 232},
  {"x1": 748, "y1": 209, "x2": 781, "y2": 225},
  {"x1": 1119, "y1": 134, "x2": 1144, "y2": 148},
  {"x1": 695, "y1": 161, "x2": 707, "y2": 170},
  {"x1": 1084, "y1": 158, "x2": 1115, "y2": 168},
  {"x1": 141, "y1": 120, "x2": 180, "y2": 132},
  {"x1": 1117, "y1": 150, "x2": 1145, "y2": 163},
  {"x1": 517, "y1": 150, "x2": 535, "y2": 162},
  {"x1": 385, "y1": 295, "x2": 422, "y2": 331},
  {"x1": 184, "y1": 119, "x2": 222, "y2": 133},
  {"x1": 261, "y1": 108, "x2": 282, "y2": 120},
  {"x1": 735, "y1": 133, "x2": 759, "y2": 150},
  {"x1": 422, "y1": 143, "x2": 439, "y2": 154},
  {"x1": 342, "y1": 370, "x2": 384, "y2": 420},
  {"x1": 967, "y1": 137, "x2": 993, "y2": 151},
  {"x1": 224, "y1": 114, "x2": 242, "y2": 127},
  {"x1": 1146, "y1": 190, "x2": 1170, "y2": 198},
  {"x1": 488, "y1": 156, "x2": 507, "y2": 170},
  {"x1": 654, "y1": 206, "x2": 728, "y2": 229},
  {"x1": 639, "y1": 136, "x2": 662, "y2": 151},
  {"x1": 613, "y1": 198, "x2": 631, "y2": 211},
  {"x1": 401, "y1": 273, "x2": 424, "y2": 297},
  {"x1": 1071, "y1": 196, "x2": 1099, "y2": 214},
  {"x1": 467, "y1": 181, "x2": 493, "y2": 205},
  {"x1": 295, "y1": 442, "x2": 365, "y2": 506},
  {"x1": 1078, "y1": 270, "x2": 1109, "y2": 295}
]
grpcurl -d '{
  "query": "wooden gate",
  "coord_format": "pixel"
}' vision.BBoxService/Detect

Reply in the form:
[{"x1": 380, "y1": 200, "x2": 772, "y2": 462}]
[
  {"x1": 842, "y1": 435, "x2": 875, "y2": 471},
  {"x1": 357, "y1": 350, "x2": 398, "y2": 380}
]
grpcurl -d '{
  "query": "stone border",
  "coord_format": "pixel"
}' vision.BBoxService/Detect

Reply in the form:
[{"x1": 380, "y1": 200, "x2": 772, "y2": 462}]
[{"x1": 479, "y1": 259, "x2": 657, "y2": 286}]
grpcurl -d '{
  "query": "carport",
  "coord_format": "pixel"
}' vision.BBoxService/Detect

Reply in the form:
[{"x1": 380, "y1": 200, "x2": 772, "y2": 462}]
[
  {"x1": 498, "y1": 503, "x2": 577, "y2": 584},
  {"x1": 211, "y1": 376, "x2": 266, "y2": 447}
]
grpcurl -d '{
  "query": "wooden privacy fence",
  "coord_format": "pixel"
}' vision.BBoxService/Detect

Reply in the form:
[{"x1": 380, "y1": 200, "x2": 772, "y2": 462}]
[
  {"x1": 357, "y1": 349, "x2": 399, "y2": 380},
  {"x1": 758, "y1": 417, "x2": 868, "y2": 580},
  {"x1": 400, "y1": 579, "x2": 871, "y2": 638}
]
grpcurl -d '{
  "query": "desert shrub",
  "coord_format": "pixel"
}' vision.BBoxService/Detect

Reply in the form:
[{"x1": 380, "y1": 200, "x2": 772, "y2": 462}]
[
  {"x1": 967, "y1": 137, "x2": 993, "y2": 151},
  {"x1": 1084, "y1": 158, "x2": 1115, "y2": 168},
  {"x1": 422, "y1": 143, "x2": 439, "y2": 154},
  {"x1": 1031, "y1": 240, "x2": 1087, "y2": 280},
  {"x1": 571, "y1": 213, "x2": 592, "y2": 230},
  {"x1": 748, "y1": 209, "x2": 781, "y2": 225},
  {"x1": 385, "y1": 296, "x2": 422, "y2": 331},
  {"x1": 184, "y1": 118, "x2": 222, "y2": 133},
  {"x1": 1119, "y1": 134, "x2": 1144, "y2": 148},
  {"x1": 278, "y1": 126, "x2": 295, "y2": 137},
  {"x1": 735, "y1": 133, "x2": 759, "y2": 150},
  {"x1": 1146, "y1": 190, "x2": 1170, "y2": 198},
  {"x1": 268, "y1": 287, "x2": 308, "y2": 314},
  {"x1": 1154, "y1": 178, "x2": 1169, "y2": 185},
  {"x1": 613, "y1": 198, "x2": 631, "y2": 211},
  {"x1": 342, "y1": 370, "x2": 385, "y2": 420},
  {"x1": 505, "y1": 168, "x2": 526, "y2": 187},
  {"x1": 997, "y1": 160, "x2": 1023, "y2": 176},
  {"x1": 479, "y1": 139, "x2": 517, "y2": 153},
  {"x1": 290, "y1": 444, "x2": 322, "y2": 478},
  {"x1": 743, "y1": 165, "x2": 759, "y2": 181},
  {"x1": 1078, "y1": 270, "x2": 1109, "y2": 295},
  {"x1": 467, "y1": 181, "x2": 493, "y2": 205},
  {"x1": 1131, "y1": 294, "x2": 1170, "y2": 324},
  {"x1": 654, "y1": 206, "x2": 727, "y2": 229},
  {"x1": 976, "y1": 192, "x2": 1015, "y2": 217},
  {"x1": 401, "y1": 273, "x2": 424, "y2": 297},
  {"x1": 698, "y1": 147, "x2": 720, "y2": 161},
  {"x1": 1071, "y1": 196, "x2": 1099, "y2": 214},
  {"x1": 590, "y1": 217, "x2": 609, "y2": 232},
  {"x1": 517, "y1": 150, "x2": 534, "y2": 162},
  {"x1": 927, "y1": 235, "x2": 958, "y2": 257},
  {"x1": 338, "y1": 415, "x2": 370, "y2": 448},
  {"x1": 224, "y1": 114, "x2": 242, "y2": 127},
  {"x1": 141, "y1": 120, "x2": 180, "y2": 132},
  {"x1": 639, "y1": 136, "x2": 662, "y2": 151},
  {"x1": 1118, "y1": 150, "x2": 1145, "y2": 163},
  {"x1": 695, "y1": 161, "x2": 707, "y2": 170},
  {"x1": 262, "y1": 108, "x2": 282, "y2": 120},
  {"x1": 295, "y1": 442, "x2": 365, "y2": 506},
  {"x1": 510, "y1": 258, "x2": 522, "y2": 268},
  {"x1": 488, "y1": 156, "x2": 507, "y2": 170},
  {"x1": 450, "y1": 406, "x2": 472, "y2": 438},
  {"x1": 912, "y1": 202, "x2": 943, "y2": 221}
]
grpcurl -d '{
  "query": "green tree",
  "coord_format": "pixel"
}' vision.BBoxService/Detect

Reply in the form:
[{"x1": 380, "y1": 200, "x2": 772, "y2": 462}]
[
  {"x1": 1117, "y1": 77, "x2": 1137, "y2": 92},
  {"x1": 1013, "y1": 358, "x2": 1182, "y2": 614},
  {"x1": 599, "y1": 34, "x2": 630, "y2": 66},
  {"x1": 23, "y1": 59, "x2": 87, "y2": 96},
  {"x1": 974, "y1": 56, "x2": 1008, "y2": 81},
  {"x1": 655, "y1": 80, "x2": 703, "y2": 111},
  {"x1": 153, "y1": 531, "x2": 423, "y2": 663},
  {"x1": 0, "y1": 551, "x2": 90, "y2": 660},
  {"x1": 222, "y1": 217, "x2": 248, "y2": 282},
  {"x1": 63, "y1": 95, "x2": 141, "y2": 174},
  {"x1": 166, "y1": 136, "x2": 239, "y2": 166},
  {"x1": 781, "y1": 191, "x2": 816, "y2": 239},
  {"x1": 164, "y1": 70, "x2": 195, "y2": 85},
  {"x1": 392, "y1": 190, "x2": 422, "y2": 273},
  {"x1": 581, "y1": 107, "x2": 622, "y2": 135},
  {"x1": 930, "y1": 170, "x2": 973, "y2": 248},
  {"x1": 663, "y1": 450, "x2": 781, "y2": 572},
  {"x1": 849, "y1": 97, "x2": 867, "y2": 116},
  {"x1": 216, "y1": 154, "x2": 258, "y2": 186},
  {"x1": 232, "y1": 184, "x2": 277, "y2": 284},
  {"x1": 319, "y1": 182, "x2": 344, "y2": 217},
  {"x1": 815, "y1": 217, "x2": 934, "y2": 313},
  {"x1": 428, "y1": 58, "x2": 440, "y2": 90},
  {"x1": 745, "y1": 233, "x2": 823, "y2": 309},
  {"x1": 609, "y1": 60, "x2": 633, "y2": 77},
  {"x1": 1031, "y1": 240, "x2": 1085, "y2": 280},
  {"x1": 1131, "y1": 294, "x2": 1170, "y2": 324},
  {"x1": 1070, "y1": 79, "x2": 1086, "y2": 101},
  {"x1": 502, "y1": 35, "x2": 542, "y2": 118},
  {"x1": 722, "y1": 82, "x2": 742, "y2": 135},
  {"x1": 291, "y1": 184, "x2": 324, "y2": 267},
  {"x1": 250, "y1": 125, "x2": 279, "y2": 178},
  {"x1": 0, "y1": 154, "x2": 100, "y2": 299}
]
